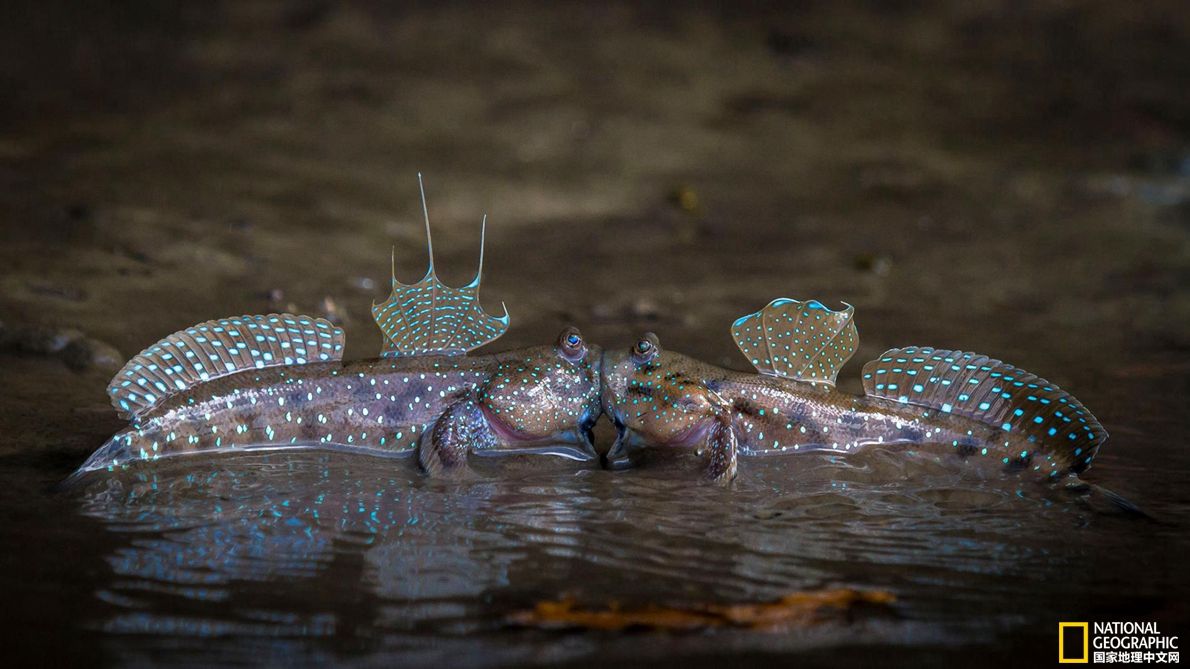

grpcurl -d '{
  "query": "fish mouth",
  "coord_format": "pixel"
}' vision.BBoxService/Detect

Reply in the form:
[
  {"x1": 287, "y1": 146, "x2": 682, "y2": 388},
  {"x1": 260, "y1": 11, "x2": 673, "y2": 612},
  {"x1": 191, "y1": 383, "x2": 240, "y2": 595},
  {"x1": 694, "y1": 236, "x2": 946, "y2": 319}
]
[
  {"x1": 472, "y1": 439, "x2": 597, "y2": 461},
  {"x1": 479, "y1": 401, "x2": 600, "y2": 461},
  {"x1": 605, "y1": 397, "x2": 699, "y2": 470},
  {"x1": 599, "y1": 348, "x2": 644, "y2": 469},
  {"x1": 474, "y1": 428, "x2": 599, "y2": 461},
  {"x1": 605, "y1": 412, "x2": 636, "y2": 469},
  {"x1": 555, "y1": 410, "x2": 601, "y2": 461},
  {"x1": 483, "y1": 423, "x2": 599, "y2": 461},
  {"x1": 579, "y1": 412, "x2": 599, "y2": 454},
  {"x1": 605, "y1": 417, "x2": 712, "y2": 470}
]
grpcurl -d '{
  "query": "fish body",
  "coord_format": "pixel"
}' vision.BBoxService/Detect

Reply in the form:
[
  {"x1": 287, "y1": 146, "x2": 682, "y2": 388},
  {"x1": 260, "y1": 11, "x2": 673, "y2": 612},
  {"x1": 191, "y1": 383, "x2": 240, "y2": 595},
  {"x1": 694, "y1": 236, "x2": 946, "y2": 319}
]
[
  {"x1": 602, "y1": 299, "x2": 1108, "y2": 482},
  {"x1": 75, "y1": 179, "x2": 602, "y2": 480},
  {"x1": 80, "y1": 343, "x2": 601, "y2": 476},
  {"x1": 605, "y1": 350, "x2": 1040, "y2": 472}
]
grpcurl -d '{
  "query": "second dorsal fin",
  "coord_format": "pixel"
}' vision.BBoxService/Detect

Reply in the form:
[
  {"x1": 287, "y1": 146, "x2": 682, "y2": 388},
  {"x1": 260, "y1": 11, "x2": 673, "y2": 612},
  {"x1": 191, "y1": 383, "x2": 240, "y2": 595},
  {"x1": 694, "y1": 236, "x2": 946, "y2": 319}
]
[
  {"x1": 861, "y1": 346, "x2": 1108, "y2": 473},
  {"x1": 730, "y1": 298, "x2": 858, "y2": 386},
  {"x1": 371, "y1": 175, "x2": 509, "y2": 357},
  {"x1": 107, "y1": 313, "x2": 344, "y2": 421}
]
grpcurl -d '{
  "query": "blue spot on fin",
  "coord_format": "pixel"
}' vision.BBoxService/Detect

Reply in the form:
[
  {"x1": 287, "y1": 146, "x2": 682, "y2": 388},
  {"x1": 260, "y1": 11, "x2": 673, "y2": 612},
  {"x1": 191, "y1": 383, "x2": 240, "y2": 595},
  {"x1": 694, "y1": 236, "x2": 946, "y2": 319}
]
[
  {"x1": 372, "y1": 177, "x2": 509, "y2": 358},
  {"x1": 730, "y1": 297, "x2": 858, "y2": 387},
  {"x1": 106, "y1": 313, "x2": 345, "y2": 421},
  {"x1": 860, "y1": 346, "x2": 1108, "y2": 472}
]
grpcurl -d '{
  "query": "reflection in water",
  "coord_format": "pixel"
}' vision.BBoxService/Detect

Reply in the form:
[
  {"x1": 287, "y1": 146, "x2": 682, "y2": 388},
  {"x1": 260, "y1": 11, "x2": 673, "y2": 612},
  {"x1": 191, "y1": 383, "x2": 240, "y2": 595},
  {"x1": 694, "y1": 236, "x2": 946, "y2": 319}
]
[{"x1": 71, "y1": 448, "x2": 1157, "y2": 666}]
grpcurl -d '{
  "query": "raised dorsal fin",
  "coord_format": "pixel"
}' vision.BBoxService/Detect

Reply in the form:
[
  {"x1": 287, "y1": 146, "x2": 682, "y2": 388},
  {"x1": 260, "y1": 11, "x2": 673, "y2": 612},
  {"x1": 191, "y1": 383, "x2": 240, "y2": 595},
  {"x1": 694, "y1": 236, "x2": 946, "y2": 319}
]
[
  {"x1": 730, "y1": 298, "x2": 858, "y2": 386},
  {"x1": 371, "y1": 174, "x2": 509, "y2": 357},
  {"x1": 107, "y1": 313, "x2": 344, "y2": 421}
]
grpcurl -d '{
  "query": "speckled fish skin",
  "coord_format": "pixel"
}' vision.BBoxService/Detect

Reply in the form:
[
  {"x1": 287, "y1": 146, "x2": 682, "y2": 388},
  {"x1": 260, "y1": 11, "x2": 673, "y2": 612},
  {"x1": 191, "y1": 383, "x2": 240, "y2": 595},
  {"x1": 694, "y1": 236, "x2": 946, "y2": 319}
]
[
  {"x1": 78, "y1": 340, "x2": 603, "y2": 477},
  {"x1": 602, "y1": 345, "x2": 1105, "y2": 483},
  {"x1": 604, "y1": 349, "x2": 992, "y2": 458}
]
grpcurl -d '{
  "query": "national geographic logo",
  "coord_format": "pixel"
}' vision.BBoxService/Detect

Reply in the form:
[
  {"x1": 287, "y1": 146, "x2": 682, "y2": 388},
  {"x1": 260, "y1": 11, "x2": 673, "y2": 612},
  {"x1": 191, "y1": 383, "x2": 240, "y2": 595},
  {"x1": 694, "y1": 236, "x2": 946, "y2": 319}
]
[
  {"x1": 1060, "y1": 623, "x2": 1090, "y2": 664},
  {"x1": 1059, "y1": 622, "x2": 1180, "y2": 664}
]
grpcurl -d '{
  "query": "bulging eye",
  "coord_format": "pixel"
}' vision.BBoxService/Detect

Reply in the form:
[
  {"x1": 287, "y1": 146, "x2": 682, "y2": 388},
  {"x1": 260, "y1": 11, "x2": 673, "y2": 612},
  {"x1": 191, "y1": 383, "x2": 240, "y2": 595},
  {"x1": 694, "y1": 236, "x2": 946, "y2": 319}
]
[
  {"x1": 557, "y1": 326, "x2": 587, "y2": 362},
  {"x1": 632, "y1": 332, "x2": 660, "y2": 364}
]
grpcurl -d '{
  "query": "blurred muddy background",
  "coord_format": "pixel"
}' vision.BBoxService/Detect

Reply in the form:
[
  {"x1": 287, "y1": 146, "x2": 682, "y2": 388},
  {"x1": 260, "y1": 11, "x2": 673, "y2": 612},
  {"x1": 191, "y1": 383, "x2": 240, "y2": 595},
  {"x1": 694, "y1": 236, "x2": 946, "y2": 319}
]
[{"x1": 1, "y1": 1, "x2": 1188, "y2": 667}]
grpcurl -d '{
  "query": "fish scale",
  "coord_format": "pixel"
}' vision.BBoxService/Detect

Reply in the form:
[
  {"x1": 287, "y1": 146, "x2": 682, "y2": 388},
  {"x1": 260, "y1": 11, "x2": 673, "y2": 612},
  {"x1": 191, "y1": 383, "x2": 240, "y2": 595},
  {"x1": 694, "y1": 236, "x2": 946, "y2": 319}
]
[{"x1": 84, "y1": 359, "x2": 488, "y2": 472}]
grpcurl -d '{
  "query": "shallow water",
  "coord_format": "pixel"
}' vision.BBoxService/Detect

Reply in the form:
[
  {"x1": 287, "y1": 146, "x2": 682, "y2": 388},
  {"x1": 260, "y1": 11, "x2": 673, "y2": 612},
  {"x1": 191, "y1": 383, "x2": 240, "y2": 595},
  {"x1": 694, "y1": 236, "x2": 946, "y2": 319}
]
[{"x1": 3, "y1": 442, "x2": 1167, "y2": 667}]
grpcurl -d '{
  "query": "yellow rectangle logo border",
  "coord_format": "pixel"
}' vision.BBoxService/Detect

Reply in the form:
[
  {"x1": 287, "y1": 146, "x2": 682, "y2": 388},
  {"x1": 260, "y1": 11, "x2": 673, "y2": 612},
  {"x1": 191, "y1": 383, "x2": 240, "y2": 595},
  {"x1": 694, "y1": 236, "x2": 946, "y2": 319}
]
[{"x1": 1059, "y1": 622, "x2": 1089, "y2": 663}]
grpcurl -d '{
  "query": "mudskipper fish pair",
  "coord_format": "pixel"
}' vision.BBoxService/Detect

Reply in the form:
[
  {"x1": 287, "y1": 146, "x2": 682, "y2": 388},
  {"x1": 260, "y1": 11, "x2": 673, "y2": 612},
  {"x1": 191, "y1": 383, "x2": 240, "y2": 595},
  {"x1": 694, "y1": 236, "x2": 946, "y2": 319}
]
[{"x1": 75, "y1": 180, "x2": 1107, "y2": 484}]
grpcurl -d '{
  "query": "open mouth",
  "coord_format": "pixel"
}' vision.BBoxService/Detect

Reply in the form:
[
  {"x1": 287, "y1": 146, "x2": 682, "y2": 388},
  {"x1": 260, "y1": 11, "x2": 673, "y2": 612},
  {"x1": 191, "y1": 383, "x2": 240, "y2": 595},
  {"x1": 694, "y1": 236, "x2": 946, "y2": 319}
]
[
  {"x1": 473, "y1": 431, "x2": 599, "y2": 461},
  {"x1": 472, "y1": 441, "x2": 597, "y2": 461},
  {"x1": 605, "y1": 415, "x2": 713, "y2": 470},
  {"x1": 579, "y1": 412, "x2": 598, "y2": 452},
  {"x1": 477, "y1": 413, "x2": 600, "y2": 462},
  {"x1": 478, "y1": 402, "x2": 600, "y2": 461},
  {"x1": 605, "y1": 411, "x2": 637, "y2": 468}
]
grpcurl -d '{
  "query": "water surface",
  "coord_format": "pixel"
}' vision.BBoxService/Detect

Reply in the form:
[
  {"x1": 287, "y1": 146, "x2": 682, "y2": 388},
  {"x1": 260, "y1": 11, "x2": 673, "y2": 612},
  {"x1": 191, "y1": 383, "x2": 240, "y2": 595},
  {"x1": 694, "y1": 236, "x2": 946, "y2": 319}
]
[{"x1": 14, "y1": 442, "x2": 1174, "y2": 667}]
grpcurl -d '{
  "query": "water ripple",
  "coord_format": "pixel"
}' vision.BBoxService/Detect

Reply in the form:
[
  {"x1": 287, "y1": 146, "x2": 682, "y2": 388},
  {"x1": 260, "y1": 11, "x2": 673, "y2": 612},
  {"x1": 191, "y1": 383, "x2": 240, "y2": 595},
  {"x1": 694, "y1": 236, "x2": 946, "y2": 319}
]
[{"x1": 66, "y1": 447, "x2": 1169, "y2": 666}]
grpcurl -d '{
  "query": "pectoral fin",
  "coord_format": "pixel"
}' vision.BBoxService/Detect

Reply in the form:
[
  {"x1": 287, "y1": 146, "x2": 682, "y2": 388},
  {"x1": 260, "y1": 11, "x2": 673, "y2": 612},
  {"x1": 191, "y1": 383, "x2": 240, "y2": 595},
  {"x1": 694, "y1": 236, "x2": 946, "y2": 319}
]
[
  {"x1": 417, "y1": 397, "x2": 497, "y2": 477},
  {"x1": 704, "y1": 413, "x2": 738, "y2": 483}
]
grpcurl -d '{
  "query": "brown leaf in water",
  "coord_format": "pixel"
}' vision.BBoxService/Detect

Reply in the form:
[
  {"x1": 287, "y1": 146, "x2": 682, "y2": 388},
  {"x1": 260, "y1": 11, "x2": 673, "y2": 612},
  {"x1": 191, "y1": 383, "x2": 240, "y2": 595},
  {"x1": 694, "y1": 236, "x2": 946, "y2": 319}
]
[{"x1": 508, "y1": 588, "x2": 894, "y2": 632}]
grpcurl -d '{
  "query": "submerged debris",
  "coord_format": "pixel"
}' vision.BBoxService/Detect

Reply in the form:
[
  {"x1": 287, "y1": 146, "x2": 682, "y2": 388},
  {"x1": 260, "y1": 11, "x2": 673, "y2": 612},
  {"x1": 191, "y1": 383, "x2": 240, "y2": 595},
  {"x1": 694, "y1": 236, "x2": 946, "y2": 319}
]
[{"x1": 507, "y1": 588, "x2": 894, "y2": 632}]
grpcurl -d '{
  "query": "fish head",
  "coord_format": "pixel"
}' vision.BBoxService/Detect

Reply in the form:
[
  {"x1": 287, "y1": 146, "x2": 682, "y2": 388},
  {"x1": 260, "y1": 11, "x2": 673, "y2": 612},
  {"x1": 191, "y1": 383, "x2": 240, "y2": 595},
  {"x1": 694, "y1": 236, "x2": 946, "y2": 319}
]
[
  {"x1": 478, "y1": 326, "x2": 603, "y2": 461},
  {"x1": 600, "y1": 332, "x2": 723, "y2": 467}
]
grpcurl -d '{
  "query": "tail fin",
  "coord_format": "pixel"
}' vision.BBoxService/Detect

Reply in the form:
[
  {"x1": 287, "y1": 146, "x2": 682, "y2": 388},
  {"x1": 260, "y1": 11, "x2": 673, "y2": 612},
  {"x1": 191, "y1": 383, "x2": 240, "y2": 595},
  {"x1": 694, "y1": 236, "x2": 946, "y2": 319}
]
[
  {"x1": 1062, "y1": 476, "x2": 1152, "y2": 519},
  {"x1": 861, "y1": 347, "x2": 1107, "y2": 474}
]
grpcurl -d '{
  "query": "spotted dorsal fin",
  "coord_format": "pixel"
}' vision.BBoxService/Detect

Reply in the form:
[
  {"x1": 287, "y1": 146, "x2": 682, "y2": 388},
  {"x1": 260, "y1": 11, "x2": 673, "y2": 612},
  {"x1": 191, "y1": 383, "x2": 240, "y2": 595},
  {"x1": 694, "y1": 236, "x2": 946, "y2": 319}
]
[
  {"x1": 730, "y1": 298, "x2": 858, "y2": 386},
  {"x1": 861, "y1": 347, "x2": 1107, "y2": 473},
  {"x1": 371, "y1": 175, "x2": 509, "y2": 358},
  {"x1": 107, "y1": 313, "x2": 345, "y2": 421}
]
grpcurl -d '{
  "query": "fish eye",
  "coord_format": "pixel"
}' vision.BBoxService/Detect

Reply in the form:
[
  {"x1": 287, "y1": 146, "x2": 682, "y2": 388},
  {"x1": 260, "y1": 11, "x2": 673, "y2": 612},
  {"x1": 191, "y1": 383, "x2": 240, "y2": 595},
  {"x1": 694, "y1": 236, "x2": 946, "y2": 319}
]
[
  {"x1": 632, "y1": 332, "x2": 660, "y2": 364},
  {"x1": 557, "y1": 326, "x2": 587, "y2": 362}
]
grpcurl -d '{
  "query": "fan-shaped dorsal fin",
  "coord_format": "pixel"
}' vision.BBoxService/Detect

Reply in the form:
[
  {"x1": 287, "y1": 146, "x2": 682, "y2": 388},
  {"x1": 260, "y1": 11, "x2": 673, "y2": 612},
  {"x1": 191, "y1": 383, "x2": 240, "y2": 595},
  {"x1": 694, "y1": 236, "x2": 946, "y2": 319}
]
[
  {"x1": 371, "y1": 175, "x2": 510, "y2": 357},
  {"x1": 730, "y1": 298, "x2": 858, "y2": 386}
]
